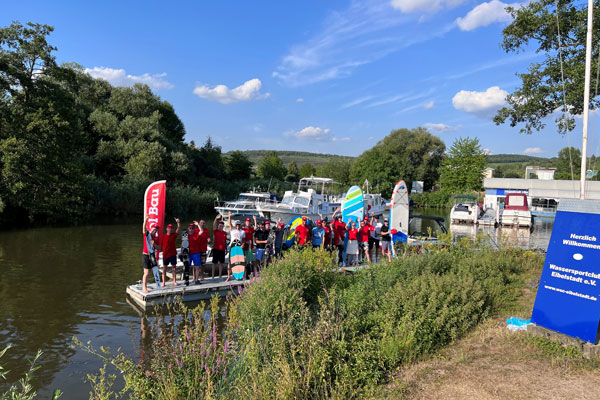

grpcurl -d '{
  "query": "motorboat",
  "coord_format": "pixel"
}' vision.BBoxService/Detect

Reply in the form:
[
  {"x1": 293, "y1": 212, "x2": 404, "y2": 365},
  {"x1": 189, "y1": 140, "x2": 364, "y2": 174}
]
[
  {"x1": 214, "y1": 188, "x2": 280, "y2": 218},
  {"x1": 407, "y1": 214, "x2": 448, "y2": 245},
  {"x1": 256, "y1": 177, "x2": 343, "y2": 224},
  {"x1": 449, "y1": 195, "x2": 480, "y2": 224},
  {"x1": 500, "y1": 193, "x2": 532, "y2": 228}
]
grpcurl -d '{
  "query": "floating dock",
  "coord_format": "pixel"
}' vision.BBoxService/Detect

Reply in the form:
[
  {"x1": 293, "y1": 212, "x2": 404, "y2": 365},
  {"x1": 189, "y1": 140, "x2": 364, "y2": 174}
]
[{"x1": 126, "y1": 277, "x2": 249, "y2": 309}]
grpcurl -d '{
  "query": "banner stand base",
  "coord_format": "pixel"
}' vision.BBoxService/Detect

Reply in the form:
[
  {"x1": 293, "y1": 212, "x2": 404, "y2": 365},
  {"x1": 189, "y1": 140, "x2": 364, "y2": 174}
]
[{"x1": 527, "y1": 323, "x2": 600, "y2": 359}]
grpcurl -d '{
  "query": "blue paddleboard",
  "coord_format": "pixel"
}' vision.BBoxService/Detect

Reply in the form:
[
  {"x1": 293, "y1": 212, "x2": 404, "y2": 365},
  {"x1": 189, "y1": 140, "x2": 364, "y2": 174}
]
[{"x1": 342, "y1": 186, "x2": 364, "y2": 225}]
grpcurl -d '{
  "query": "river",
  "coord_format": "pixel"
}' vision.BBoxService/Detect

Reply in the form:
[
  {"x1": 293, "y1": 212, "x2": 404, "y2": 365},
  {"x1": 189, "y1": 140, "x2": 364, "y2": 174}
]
[{"x1": 0, "y1": 211, "x2": 553, "y2": 398}]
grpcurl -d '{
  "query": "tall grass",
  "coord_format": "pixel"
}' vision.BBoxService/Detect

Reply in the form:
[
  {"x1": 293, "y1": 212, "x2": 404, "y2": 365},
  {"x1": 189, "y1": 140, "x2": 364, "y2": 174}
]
[{"x1": 82, "y1": 242, "x2": 542, "y2": 399}]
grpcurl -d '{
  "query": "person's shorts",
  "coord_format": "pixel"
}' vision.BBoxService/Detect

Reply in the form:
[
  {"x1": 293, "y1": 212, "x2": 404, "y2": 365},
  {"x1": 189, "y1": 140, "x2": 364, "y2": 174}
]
[
  {"x1": 212, "y1": 249, "x2": 225, "y2": 264},
  {"x1": 381, "y1": 241, "x2": 391, "y2": 253},
  {"x1": 368, "y1": 238, "x2": 379, "y2": 250},
  {"x1": 256, "y1": 248, "x2": 266, "y2": 263},
  {"x1": 200, "y1": 252, "x2": 208, "y2": 261},
  {"x1": 163, "y1": 255, "x2": 177, "y2": 266},
  {"x1": 142, "y1": 254, "x2": 152, "y2": 269},
  {"x1": 190, "y1": 253, "x2": 202, "y2": 266},
  {"x1": 244, "y1": 248, "x2": 254, "y2": 262},
  {"x1": 360, "y1": 241, "x2": 369, "y2": 252}
]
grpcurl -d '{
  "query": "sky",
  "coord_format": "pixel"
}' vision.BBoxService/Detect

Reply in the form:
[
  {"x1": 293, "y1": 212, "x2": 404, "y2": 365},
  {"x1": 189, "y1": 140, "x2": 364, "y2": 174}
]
[{"x1": 2, "y1": 0, "x2": 597, "y2": 158}]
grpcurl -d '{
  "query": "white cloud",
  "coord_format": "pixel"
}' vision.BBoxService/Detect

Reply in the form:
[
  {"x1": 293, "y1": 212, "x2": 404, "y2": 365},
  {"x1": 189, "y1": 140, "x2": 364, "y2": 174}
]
[
  {"x1": 273, "y1": 0, "x2": 454, "y2": 86},
  {"x1": 423, "y1": 122, "x2": 461, "y2": 133},
  {"x1": 456, "y1": 0, "x2": 520, "y2": 31},
  {"x1": 391, "y1": 0, "x2": 466, "y2": 14},
  {"x1": 296, "y1": 98, "x2": 305, "y2": 103},
  {"x1": 85, "y1": 66, "x2": 174, "y2": 90},
  {"x1": 483, "y1": 148, "x2": 492, "y2": 155},
  {"x1": 452, "y1": 86, "x2": 508, "y2": 116},
  {"x1": 523, "y1": 147, "x2": 544, "y2": 154},
  {"x1": 341, "y1": 95, "x2": 376, "y2": 109},
  {"x1": 423, "y1": 100, "x2": 435, "y2": 109},
  {"x1": 285, "y1": 126, "x2": 349, "y2": 142},
  {"x1": 193, "y1": 78, "x2": 270, "y2": 104}
]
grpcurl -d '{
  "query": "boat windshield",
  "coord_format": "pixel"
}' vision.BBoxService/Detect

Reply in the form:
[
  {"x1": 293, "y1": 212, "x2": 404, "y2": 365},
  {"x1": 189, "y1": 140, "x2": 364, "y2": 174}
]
[{"x1": 281, "y1": 195, "x2": 309, "y2": 206}]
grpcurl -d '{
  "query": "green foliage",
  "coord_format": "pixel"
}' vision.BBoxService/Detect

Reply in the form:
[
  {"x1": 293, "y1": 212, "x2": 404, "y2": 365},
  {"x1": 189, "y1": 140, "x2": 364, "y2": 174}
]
[
  {"x1": 298, "y1": 163, "x2": 316, "y2": 178},
  {"x1": 351, "y1": 127, "x2": 445, "y2": 197},
  {"x1": 230, "y1": 150, "x2": 354, "y2": 167},
  {"x1": 316, "y1": 157, "x2": 353, "y2": 187},
  {"x1": 555, "y1": 146, "x2": 581, "y2": 180},
  {"x1": 494, "y1": 0, "x2": 600, "y2": 134},
  {"x1": 439, "y1": 137, "x2": 487, "y2": 191},
  {"x1": 285, "y1": 161, "x2": 299, "y2": 182},
  {"x1": 224, "y1": 151, "x2": 253, "y2": 180},
  {"x1": 258, "y1": 151, "x2": 286, "y2": 180},
  {"x1": 410, "y1": 189, "x2": 454, "y2": 208}
]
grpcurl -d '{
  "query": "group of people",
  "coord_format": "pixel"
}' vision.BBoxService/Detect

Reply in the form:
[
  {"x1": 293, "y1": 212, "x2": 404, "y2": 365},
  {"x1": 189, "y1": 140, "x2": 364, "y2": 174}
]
[{"x1": 140, "y1": 209, "x2": 394, "y2": 293}]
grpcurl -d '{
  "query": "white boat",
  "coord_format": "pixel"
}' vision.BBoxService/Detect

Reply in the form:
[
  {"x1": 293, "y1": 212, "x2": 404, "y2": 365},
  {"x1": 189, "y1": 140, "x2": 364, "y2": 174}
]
[
  {"x1": 500, "y1": 193, "x2": 532, "y2": 227},
  {"x1": 450, "y1": 195, "x2": 480, "y2": 224},
  {"x1": 362, "y1": 192, "x2": 388, "y2": 218},
  {"x1": 256, "y1": 177, "x2": 343, "y2": 223},
  {"x1": 214, "y1": 188, "x2": 279, "y2": 218}
]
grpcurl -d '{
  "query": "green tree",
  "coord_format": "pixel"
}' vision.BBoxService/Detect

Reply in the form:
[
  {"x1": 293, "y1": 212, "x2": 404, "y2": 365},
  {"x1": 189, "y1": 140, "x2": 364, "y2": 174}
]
[
  {"x1": 350, "y1": 128, "x2": 445, "y2": 197},
  {"x1": 225, "y1": 151, "x2": 252, "y2": 180},
  {"x1": 298, "y1": 163, "x2": 316, "y2": 178},
  {"x1": 258, "y1": 151, "x2": 286, "y2": 180},
  {"x1": 555, "y1": 146, "x2": 581, "y2": 180},
  {"x1": 316, "y1": 158, "x2": 353, "y2": 187},
  {"x1": 494, "y1": 0, "x2": 600, "y2": 134},
  {"x1": 439, "y1": 137, "x2": 487, "y2": 191},
  {"x1": 285, "y1": 161, "x2": 299, "y2": 182}
]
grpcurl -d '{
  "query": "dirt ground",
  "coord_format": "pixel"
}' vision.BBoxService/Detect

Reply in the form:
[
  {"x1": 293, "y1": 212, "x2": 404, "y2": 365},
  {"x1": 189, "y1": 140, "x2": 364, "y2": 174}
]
[{"x1": 376, "y1": 285, "x2": 600, "y2": 400}]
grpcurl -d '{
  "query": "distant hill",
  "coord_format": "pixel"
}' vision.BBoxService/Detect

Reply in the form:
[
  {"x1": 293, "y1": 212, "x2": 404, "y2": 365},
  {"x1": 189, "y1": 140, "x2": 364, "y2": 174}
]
[
  {"x1": 226, "y1": 150, "x2": 355, "y2": 167},
  {"x1": 487, "y1": 154, "x2": 553, "y2": 165}
]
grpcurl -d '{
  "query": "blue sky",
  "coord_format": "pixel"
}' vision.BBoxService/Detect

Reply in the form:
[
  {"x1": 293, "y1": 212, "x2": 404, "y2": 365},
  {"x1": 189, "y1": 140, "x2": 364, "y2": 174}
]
[{"x1": 3, "y1": 0, "x2": 595, "y2": 157}]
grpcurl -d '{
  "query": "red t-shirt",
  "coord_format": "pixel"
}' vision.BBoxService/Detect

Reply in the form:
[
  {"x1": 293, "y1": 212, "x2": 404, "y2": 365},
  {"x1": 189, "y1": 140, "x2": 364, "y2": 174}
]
[
  {"x1": 348, "y1": 228, "x2": 359, "y2": 241},
  {"x1": 188, "y1": 229, "x2": 201, "y2": 254},
  {"x1": 198, "y1": 229, "x2": 211, "y2": 252},
  {"x1": 242, "y1": 226, "x2": 255, "y2": 250},
  {"x1": 359, "y1": 225, "x2": 371, "y2": 242},
  {"x1": 142, "y1": 232, "x2": 149, "y2": 254},
  {"x1": 295, "y1": 224, "x2": 310, "y2": 245},
  {"x1": 160, "y1": 232, "x2": 178, "y2": 258},
  {"x1": 334, "y1": 221, "x2": 346, "y2": 245},
  {"x1": 323, "y1": 226, "x2": 331, "y2": 246},
  {"x1": 213, "y1": 230, "x2": 227, "y2": 251}
]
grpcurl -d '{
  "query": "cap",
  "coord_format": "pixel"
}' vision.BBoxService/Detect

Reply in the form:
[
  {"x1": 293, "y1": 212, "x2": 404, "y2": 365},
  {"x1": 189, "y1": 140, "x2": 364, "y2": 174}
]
[
  {"x1": 364, "y1": 216, "x2": 369, "y2": 221},
  {"x1": 384, "y1": 218, "x2": 389, "y2": 222},
  {"x1": 279, "y1": 223, "x2": 285, "y2": 228},
  {"x1": 234, "y1": 220, "x2": 241, "y2": 225},
  {"x1": 245, "y1": 217, "x2": 251, "y2": 222},
  {"x1": 265, "y1": 220, "x2": 270, "y2": 224},
  {"x1": 316, "y1": 219, "x2": 321, "y2": 224},
  {"x1": 167, "y1": 224, "x2": 173, "y2": 228},
  {"x1": 302, "y1": 216, "x2": 307, "y2": 221},
  {"x1": 188, "y1": 223, "x2": 195, "y2": 227}
]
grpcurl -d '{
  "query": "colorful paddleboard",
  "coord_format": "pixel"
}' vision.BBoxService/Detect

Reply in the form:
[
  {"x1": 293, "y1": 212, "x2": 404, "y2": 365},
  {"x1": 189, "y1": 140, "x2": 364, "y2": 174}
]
[
  {"x1": 342, "y1": 186, "x2": 364, "y2": 224},
  {"x1": 390, "y1": 180, "x2": 409, "y2": 256},
  {"x1": 230, "y1": 246, "x2": 246, "y2": 280},
  {"x1": 284, "y1": 216, "x2": 311, "y2": 248}
]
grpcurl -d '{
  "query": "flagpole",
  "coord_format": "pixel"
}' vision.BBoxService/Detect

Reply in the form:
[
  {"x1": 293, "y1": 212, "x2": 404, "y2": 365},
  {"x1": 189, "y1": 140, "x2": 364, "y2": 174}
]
[{"x1": 580, "y1": 0, "x2": 594, "y2": 199}]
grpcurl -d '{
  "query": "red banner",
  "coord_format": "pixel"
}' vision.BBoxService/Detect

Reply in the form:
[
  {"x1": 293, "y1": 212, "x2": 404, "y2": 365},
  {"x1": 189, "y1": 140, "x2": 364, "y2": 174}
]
[{"x1": 144, "y1": 180, "x2": 166, "y2": 246}]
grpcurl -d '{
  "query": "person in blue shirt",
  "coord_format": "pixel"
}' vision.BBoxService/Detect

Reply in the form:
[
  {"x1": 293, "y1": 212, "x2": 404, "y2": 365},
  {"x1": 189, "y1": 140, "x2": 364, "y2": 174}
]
[{"x1": 312, "y1": 219, "x2": 325, "y2": 249}]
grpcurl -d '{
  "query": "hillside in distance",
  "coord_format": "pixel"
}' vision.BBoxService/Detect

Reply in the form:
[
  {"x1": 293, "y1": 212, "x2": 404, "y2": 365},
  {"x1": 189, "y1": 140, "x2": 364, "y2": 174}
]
[
  {"x1": 227, "y1": 150, "x2": 355, "y2": 167},
  {"x1": 487, "y1": 154, "x2": 553, "y2": 165}
]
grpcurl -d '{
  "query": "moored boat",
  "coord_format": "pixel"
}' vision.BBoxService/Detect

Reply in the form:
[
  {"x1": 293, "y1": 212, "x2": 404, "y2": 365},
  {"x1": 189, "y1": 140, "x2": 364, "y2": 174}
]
[{"x1": 500, "y1": 193, "x2": 532, "y2": 227}]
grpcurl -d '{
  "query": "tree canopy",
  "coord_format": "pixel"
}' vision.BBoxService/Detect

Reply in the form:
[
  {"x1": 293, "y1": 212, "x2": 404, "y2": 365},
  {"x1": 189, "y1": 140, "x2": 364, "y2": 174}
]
[
  {"x1": 298, "y1": 163, "x2": 316, "y2": 178},
  {"x1": 285, "y1": 161, "x2": 299, "y2": 182},
  {"x1": 258, "y1": 151, "x2": 286, "y2": 180},
  {"x1": 494, "y1": 0, "x2": 600, "y2": 133},
  {"x1": 555, "y1": 146, "x2": 581, "y2": 179},
  {"x1": 350, "y1": 128, "x2": 445, "y2": 197},
  {"x1": 439, "y1": 137, "x2": 487, "y2": 191}
]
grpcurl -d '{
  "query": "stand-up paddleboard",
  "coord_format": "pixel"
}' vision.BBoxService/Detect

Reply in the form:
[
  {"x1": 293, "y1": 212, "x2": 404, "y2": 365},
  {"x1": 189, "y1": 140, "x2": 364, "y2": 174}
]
[
  {"x1": 390, "y1": 180, "x2": 409, "y2": 257},
  {"x1": 342, "y1": 186, "x2": 364, "y2": 224},
  {"x1": 284, "y1": 216, "x2": 311, "y2": 248},
  {"x1": 230, "y1": 240, "x2": 246, "y2": 280},
  {"x1": 179, "y1": 231, "x2": 191, "y2": 285}
]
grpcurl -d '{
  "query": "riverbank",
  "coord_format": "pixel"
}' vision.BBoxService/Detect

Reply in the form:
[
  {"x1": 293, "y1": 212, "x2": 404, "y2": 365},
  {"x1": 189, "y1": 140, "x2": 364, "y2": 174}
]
[{"x1": 79, "y1": 240, "x2": 560, "y2": 399}]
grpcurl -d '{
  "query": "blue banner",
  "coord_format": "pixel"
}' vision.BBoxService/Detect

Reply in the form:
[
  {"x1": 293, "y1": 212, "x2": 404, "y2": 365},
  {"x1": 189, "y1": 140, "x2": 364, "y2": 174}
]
[{"x1": 531, "y1": 199, "x2": 600, "y2": 344}]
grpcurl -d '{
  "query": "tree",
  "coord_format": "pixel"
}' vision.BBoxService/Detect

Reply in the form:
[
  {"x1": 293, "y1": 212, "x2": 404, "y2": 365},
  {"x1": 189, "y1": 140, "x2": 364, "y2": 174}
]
[
  {"x1": 439, "y1": 137, "x2": 487, "y2": 191},
  {"x1": 494, "y1": 0, "x2": 600, "y2": 134},
  {"x1": 555, "y1": 146, "x2": 581, "y2": 180},
  {"x1": 225, "y1": 151, "x2": 252, "y2": 180},
  {"x1": 285, "y1": 161, "x2": 299, "y2": 182},
  {"x1": 350, "y1": 128, "x2": 445, "y2": 197},
  {"x1": 299, "y1": 163, "x2": 316, "y2": 178},
  {"x1": 258, "y1": 151, "x2": 286, "y2": 180},
  {"x1": 316, "y1": 158, "x2": 353, "y2": 187}
]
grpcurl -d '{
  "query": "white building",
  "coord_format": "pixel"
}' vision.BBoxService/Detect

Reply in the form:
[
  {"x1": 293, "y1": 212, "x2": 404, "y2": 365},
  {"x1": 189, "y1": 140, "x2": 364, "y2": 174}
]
[{"x1": 525, "y1": 166, "x2": 556, "y2": 180}]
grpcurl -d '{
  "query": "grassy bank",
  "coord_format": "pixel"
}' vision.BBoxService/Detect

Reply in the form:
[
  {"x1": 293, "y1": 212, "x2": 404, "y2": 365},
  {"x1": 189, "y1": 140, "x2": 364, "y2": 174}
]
[{"x1": 80, "y1": 240, "x2": 544, "y2": 399}]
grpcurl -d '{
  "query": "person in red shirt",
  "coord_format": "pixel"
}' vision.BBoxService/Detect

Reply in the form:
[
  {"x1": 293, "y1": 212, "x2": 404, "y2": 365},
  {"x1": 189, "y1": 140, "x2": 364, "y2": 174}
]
[
  {"x1": 242, "y1": 217, "x2": 256, "y2": 275},
  {"x1": 187, "y1": 222, "x2": 202, "y2": 285},
  {"x1": 322, "y1": 219, "x2": 332, "y2": 252},
  {"x1": 295, "y1": 216, "x2": 311, "y2": 248},
  {"x1": 346, "y1": 220, "x2": 359, "y2": 266},
  {"x1": 332, "y1": 211, "x2": 346, "y2": 266},
  {"x1": 160, "y1": 218, "x2": 180, "y2": 287},
  {"x1": 358, "y1": 217, "x2": 372, "y2": 263},
  {"x1": 212, "y1": 213, "x2": 228, "y2": 279}
]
